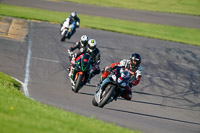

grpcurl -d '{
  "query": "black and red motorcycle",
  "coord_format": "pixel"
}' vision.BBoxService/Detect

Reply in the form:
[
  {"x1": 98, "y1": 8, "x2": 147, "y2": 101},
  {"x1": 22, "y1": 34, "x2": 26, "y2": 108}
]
[{"x1": 69, "y1": 53, "x2": 92, "y2": 93}]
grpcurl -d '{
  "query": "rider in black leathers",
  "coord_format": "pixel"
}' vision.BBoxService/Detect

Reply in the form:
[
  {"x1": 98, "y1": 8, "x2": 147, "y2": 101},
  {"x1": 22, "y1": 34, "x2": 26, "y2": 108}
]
[
  {"x1": 68, "y1": 39, "x2": 101, "y2": 83},
  {"x1": 67, "y1": 35, "x2": 89, "y2": 60}
]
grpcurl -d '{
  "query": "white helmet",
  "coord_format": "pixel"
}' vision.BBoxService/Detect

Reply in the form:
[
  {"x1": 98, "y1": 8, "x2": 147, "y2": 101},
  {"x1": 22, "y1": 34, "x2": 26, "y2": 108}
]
[
  {"x1": 88, "y1": 39, "x2": 97, "y2": 52},
  {"x1": 80, "y1": 35, "x2": 89, "y2": 46},
  {"x1": 71, "y1": 11, "x2": 77, "y2": 17}
]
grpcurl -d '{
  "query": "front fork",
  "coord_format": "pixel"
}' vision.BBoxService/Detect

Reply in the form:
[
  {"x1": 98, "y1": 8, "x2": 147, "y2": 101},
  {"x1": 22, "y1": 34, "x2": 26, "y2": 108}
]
[{"x1": 94, "y1": 78, "x2": 111, "y2": 103}]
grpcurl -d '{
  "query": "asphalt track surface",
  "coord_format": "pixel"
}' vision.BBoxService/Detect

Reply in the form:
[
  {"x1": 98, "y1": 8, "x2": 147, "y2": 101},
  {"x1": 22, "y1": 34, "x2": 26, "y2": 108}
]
[{"x1": 0, "y1": 1, "x2": 200, "y2": 133}]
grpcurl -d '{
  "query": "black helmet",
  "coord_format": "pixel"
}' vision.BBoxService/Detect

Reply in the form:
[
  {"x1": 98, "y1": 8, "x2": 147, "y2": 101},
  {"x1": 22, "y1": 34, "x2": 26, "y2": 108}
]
[{"x1": 130, "y1": 53, "x2": 141, "y2": 68}]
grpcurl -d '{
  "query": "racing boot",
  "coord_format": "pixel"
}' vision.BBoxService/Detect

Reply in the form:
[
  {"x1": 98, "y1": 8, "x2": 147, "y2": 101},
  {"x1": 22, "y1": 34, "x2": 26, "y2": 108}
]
[
  {"x1": 87, "y1": 77, "x2": 91, "y2": 84},
  {"x1": 87, "y1": 72, "x2": 95, "y2": 84}
]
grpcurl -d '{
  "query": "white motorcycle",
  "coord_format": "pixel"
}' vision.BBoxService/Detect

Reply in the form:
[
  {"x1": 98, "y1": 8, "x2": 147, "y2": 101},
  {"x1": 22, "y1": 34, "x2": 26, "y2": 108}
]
[{"x1": 60, "y1": 21, "x2": 76, "y2": 41}]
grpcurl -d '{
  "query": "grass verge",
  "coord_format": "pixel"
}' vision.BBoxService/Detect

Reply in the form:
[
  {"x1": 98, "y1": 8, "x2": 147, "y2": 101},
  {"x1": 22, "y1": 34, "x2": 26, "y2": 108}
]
[
  {"x1": 64, "y1": 0, "x2": 200, "y2": 16},
  {"x1": 0, "y1": 4, "x2": 200, "y2": 46},
  {"x1": 0, "y1": 72, "x2": 140, "y2": 133}
]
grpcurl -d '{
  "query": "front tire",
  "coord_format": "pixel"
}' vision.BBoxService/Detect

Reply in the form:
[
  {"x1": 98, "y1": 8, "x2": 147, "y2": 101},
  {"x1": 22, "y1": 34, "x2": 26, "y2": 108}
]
[
  {"x1": 92, "y1": 97, "x2": 98, "y2": 106},
  {"x1": 73, "y1": 74, "x2": 84, "y2": 93},
  {"x1": 66, "y1": 29, "x2": 72, "y2": 39},
  {"x1": 61, "y1": 33, "x2": 66, "y2": 42},
  {"x1": 61, "y1": 30, "x2": 67, "y2": 41},
  {"x1": 98, "y1": 85, "x2": 115, "y2": 108}
]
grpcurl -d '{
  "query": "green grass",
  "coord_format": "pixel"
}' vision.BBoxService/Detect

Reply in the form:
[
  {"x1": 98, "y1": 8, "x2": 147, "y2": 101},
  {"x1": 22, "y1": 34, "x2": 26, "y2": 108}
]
[
  {"x1": 65, "y1": 0, "x2": 200, "y2": 16},
  {"x1": 81, "y1": 15, "x2": 200, "y2": 46},
  {"x1": 0, "y1": 72, "x2": 140, "y2": 133},
  {"x1": 0, "y1": 4, "x2": 200, "y2": 46}
]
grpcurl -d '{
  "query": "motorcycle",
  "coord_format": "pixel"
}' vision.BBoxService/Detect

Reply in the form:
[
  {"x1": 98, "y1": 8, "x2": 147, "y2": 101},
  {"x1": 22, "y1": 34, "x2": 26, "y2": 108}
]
[
  {"x1": 60, "y1": 21, "x2": 76, "y2": 41},
  {"x1": 92, "y1": 67, "x2": 130, "y2": 108},
  {"x1": 69, "y1": 53, "x2": 92, "y2": 93}
]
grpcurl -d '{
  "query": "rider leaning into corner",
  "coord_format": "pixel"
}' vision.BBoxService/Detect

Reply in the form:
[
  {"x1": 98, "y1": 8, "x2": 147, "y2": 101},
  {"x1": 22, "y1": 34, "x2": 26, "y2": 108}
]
[
  {"x1": 98, "y1": 53, "x2": 142, "y2": 100},
  {"x1": 60, "y1": 11, "x2": 80, "y2": 39},
  {"x1": 68, "y1": 37, "x2": 101, "y2": 84}
]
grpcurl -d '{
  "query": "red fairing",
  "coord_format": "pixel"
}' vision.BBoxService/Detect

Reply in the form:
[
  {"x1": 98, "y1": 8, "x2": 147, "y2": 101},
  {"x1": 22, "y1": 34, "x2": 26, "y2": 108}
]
[
  {"x1": 75, "y1": 54, "x2": 84, "y2": 61},
  {"x1": 76, "y1": 55, "x2": 81, "y2": 60}
]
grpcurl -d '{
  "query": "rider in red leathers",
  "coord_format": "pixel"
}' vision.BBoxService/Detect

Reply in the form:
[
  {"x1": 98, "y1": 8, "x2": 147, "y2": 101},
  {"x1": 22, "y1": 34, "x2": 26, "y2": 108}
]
[{"x1": 99, "y1": 53, "x2": 142, "y2": 100}]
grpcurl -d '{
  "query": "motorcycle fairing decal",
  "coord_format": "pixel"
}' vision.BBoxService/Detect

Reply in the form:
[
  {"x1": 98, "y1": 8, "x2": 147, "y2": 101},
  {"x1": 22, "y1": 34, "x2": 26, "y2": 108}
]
[
  {"x1": 84, "y1": 59, "x2": 88, "y2": 62},
  {"x1": 81, "y1": 55, "x2": 89, "y2": 72},
  {"x1": 75, "y1": 72, "x2": 84, "y2": 81},
  {"x1": 76, "y1": 55, "x2": 81, "y2": 61},
  {"x1": 125, "y1": 68, "x2": 135, "y2": 75}
]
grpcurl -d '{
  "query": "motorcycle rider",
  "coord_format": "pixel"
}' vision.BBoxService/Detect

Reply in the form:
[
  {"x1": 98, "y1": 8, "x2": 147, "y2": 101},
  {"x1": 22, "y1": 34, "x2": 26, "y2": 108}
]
[
  {"x1": 60, "y1": 11, "x2": 80, "y2": 39},
  {"x1": 98, "y1": 53, "x2": 142, "y2": 100},
  {"x1": 68, "y1": 39, "x2": 101, "y2": 84},
  {"x1": 67, "y1": 35, "x2": 89, "y2": 61}
]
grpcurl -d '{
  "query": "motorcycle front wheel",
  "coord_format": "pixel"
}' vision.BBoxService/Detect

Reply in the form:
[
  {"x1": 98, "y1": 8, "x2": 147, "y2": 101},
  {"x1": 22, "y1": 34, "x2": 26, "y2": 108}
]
[
  {"x1": 60, "y1": 32, "x2": 66, "y2": 41},
  {"x1": 66, "y1": 29, "x2": 72, "y2": 39},
  {"x1": 73, "y1": 74, "x2": 84, "y2": 93},
  {"x1": 98, "y1": 85, "x2": 115, "y2": 108},
  {"x1": 92, "y1": 97, "x2": 98, "y2": 106}
]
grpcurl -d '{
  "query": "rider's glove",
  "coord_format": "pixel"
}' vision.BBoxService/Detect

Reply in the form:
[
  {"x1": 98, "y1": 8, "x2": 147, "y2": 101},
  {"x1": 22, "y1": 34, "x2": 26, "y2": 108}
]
[
  {"x1": 72, "y1": 53, "x2": 77, "y2": 58},
  {"x1": 76, "y1": 22, "x2": 80, "y2": 28},
  {"x1": 67, "y1": 49, "x2": 73, "y2": 57}
]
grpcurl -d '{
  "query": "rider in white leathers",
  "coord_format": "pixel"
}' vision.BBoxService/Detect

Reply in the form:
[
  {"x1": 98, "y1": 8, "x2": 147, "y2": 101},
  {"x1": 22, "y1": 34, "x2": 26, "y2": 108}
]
[{"x1": 60, "y1": 11, "x2": 80, "y2": 39}]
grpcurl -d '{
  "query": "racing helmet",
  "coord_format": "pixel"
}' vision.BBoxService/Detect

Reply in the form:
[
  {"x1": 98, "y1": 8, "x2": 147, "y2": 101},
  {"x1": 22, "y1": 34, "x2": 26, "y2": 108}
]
[
  {"x1": 80, "y1": 35, "x2": 89, "y2": 46},
  {"x1": 88, "y1": 39, "x2": 97, "y2": 52},
  {"x1": 71, "y1": 11, "x2": 77, "y2": 17},
  {"x1": 130, "y1": 53, "x2": 141, "y2": 68}
]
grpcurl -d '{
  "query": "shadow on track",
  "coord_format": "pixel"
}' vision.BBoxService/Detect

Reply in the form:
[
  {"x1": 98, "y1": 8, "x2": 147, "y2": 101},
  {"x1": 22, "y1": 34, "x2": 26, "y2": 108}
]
[
  {"x1": 78, "y1": 87, "x2": 199, "y2": 112},
  {"x1": 131, "y1": 99, "x2": 200, "y2": 112},
  {"x1": 106, "y1": 107, "x2": 200, "y2": 126},
  {"x1": 79, "y1": 92, "x2": 93, "y2": 96}
]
